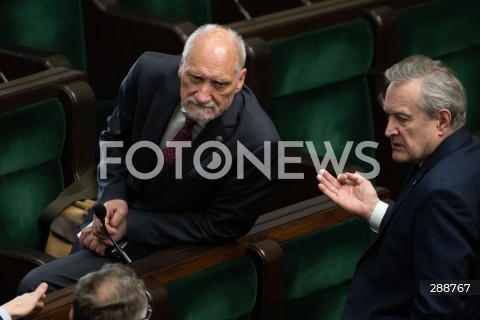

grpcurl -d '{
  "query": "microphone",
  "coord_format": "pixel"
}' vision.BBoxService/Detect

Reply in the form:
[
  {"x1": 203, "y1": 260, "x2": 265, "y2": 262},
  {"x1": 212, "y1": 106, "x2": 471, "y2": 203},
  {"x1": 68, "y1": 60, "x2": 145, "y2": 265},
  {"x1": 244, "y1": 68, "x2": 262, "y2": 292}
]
[
  {"x1": 94, "y1": 204, "x2": 132, "y2": 263},
  {"x1": 233, "y1": 0, "x2": 251, "y2": 20}
]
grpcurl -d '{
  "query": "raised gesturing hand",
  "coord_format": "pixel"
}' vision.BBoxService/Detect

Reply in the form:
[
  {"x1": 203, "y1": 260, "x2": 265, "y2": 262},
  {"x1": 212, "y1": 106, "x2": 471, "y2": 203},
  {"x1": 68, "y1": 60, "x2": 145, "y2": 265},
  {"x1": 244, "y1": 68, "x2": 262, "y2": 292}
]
[{"x1": 317, "y1": 169, "x2": 379, "y2": 221}]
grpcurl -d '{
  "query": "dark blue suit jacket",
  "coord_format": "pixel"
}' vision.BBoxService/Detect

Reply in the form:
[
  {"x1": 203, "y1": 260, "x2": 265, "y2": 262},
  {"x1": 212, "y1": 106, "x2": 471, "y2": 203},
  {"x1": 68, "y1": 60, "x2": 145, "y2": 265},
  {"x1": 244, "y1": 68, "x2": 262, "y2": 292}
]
[
  {"x1": 96, "y1": 52, "x2": 280, "y2": 258},
  {"x1": 342, "y1": 127, "x2": 480, "y2": 319}
]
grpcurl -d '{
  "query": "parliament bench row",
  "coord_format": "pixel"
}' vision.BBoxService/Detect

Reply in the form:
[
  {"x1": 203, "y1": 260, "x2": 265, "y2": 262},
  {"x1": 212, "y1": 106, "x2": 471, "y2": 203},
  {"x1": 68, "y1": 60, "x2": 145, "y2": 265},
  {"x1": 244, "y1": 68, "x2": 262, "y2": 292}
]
[
  {"x1": 1, "y1": 0, "x2": 478, "y2": 314},
  {"x1": 232, "y1": 0, "x2": 480, "y2": 198},
  {"x1": 25, "y1": 187, "x2": 391, "y2": 320},
  {"x1": 1, "y1": 0, "x2": 478, "y2": 255},
  {"x1": 0, "y1": 68, "x2": 319, "y2": 297},
  {"x1": 0, "y1": 68, "x2": 389, "y2": 317},
  {"x1": 1, "y1": 0, "x2": 456, "y2": 192},
  {"x1": 0, "y1": 0, "x2": 430, "y2": 163}
]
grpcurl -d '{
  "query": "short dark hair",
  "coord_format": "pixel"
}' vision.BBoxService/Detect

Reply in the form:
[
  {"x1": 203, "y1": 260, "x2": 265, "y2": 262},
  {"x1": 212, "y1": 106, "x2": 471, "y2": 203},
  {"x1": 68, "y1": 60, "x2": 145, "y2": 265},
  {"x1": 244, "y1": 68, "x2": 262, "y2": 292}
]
[{"x1": 72, "y1": 263, "x2": 149, "y2": 320}]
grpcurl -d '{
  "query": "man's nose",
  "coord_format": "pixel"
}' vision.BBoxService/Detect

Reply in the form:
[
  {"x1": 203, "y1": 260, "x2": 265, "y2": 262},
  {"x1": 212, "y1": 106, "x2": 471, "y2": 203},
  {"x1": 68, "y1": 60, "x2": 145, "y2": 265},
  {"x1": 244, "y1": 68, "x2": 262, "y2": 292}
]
[
  {"x1": 384, "y1": 118, "x2": 397, "y2": 138},
  {"x1": 195, "y1": 84, "x2": 213, "y2": 104}
]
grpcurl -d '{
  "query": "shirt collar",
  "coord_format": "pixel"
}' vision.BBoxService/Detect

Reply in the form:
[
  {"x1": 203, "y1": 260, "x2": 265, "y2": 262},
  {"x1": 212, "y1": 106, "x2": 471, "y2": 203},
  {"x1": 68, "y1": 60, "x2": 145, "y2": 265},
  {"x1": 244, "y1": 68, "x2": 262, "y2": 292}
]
[{"x1": 180, "y1": 105, "x2": 209, "y2": 128}]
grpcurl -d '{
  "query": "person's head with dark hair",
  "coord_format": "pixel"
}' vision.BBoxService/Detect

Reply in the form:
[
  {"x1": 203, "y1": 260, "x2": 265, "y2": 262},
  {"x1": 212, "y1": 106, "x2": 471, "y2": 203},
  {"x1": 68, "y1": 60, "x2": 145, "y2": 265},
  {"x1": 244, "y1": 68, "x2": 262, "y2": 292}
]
[{"x1": 70, "y1": 263, "x2": 150, "y2": 320}]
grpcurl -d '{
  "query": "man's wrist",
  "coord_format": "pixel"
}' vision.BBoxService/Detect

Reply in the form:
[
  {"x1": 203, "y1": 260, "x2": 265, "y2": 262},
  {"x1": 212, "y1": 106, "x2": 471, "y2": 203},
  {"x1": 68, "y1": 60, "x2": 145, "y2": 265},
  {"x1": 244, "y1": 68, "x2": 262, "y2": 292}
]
[
  {"x1": 369, "y1": 200, "x2": 389, "y2": 233},
  {"x1": 0, "y1": 306, "x2": 12, "y2": 320}
]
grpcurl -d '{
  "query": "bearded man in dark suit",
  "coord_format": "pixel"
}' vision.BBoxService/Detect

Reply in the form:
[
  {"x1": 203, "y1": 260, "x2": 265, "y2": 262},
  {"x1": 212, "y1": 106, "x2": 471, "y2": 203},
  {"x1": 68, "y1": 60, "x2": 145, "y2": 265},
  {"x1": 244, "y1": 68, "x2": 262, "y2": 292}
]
[{"x1": 19, "y1": 24, "x2": 279, "y2": 293}]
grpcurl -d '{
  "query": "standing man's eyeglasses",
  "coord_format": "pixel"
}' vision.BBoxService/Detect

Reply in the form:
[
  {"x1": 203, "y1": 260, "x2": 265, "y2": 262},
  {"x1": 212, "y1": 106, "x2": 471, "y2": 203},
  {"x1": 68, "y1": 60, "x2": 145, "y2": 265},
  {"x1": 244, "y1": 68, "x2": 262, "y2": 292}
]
[{"x1": 144, "y1": 290, "x2": 152, "y2": 320}]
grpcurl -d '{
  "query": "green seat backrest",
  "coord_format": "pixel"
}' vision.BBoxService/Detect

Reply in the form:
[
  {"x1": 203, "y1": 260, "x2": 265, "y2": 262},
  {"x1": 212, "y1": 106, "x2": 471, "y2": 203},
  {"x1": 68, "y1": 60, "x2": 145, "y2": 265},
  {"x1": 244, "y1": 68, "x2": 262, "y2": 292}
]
[
  {"x1": 397, "y1": 0, "x2": 480, "y2": 131},
  {"x1": 164, "y1": 256, "x2": 257, "y2": 320},
  {"x1": 119, "y1": 0, "x2": 212, "y2": 25},
  {"x1": 0, "y1": 0, "x2": 115, "y2": 161},
  {"x1": 281, "y1": 217, "x2": 373, "y2": 320},
  {"x1": 0, "y1": 0, "x2": 87, "y2": 71},
  {"x1": 268, "y1": 19, "x2": 375, "y2": 168},
  {"x1": 0, "y1": 99, "x2": 65, "y2": 250}
]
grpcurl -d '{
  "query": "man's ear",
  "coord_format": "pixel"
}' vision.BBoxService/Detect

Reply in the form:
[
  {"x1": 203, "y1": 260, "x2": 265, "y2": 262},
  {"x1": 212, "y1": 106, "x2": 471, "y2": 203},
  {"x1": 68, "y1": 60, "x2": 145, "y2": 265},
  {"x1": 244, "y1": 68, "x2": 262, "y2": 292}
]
[
  {"x1": 235, "y1": 68, "x2": 247, "y2": 92},
  {"x1": 178, "y1": 59, "x2": 184, "y2": 77},
  {"x1": 437, "y1": 108, "x2": 452, "y2": 136}
]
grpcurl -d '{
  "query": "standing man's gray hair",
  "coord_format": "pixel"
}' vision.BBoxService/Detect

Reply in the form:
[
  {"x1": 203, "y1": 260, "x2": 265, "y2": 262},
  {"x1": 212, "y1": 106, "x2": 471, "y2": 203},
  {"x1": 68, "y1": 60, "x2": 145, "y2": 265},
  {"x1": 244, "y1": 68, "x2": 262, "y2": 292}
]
[{"x1": 385, "y1": 54, "x2": 467, "y2": 130}]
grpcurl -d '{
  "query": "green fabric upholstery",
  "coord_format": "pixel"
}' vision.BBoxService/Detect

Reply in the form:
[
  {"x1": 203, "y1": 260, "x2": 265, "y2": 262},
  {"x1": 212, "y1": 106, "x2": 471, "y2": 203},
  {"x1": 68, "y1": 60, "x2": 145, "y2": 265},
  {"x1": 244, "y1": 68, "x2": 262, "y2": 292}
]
[
  {"x1": 0, "y1": 0, "x2": 116, "y2": 162},
  {"x1": 164, "y1": 256, "x2": 257, "y2": 320},
  {"x1": 281, "y1": 217, "x2": 374, "y2": 320},
  {"x1": 285, "y1": 282, "x2": 351, "y2": 320},
  {"x1": 0, "y1": 0, "x2": 87, "y2": 71},
  {"x1": 397, "y1": 0, "x2": 480, "y2": 131},
  {"x1": 0, "y1": 99, "x2": 65, "y2": 250},
  {"x1": 268, "y1": 19, "x2": 375, "y2": 167},
  {"x1": 119, "y1": 0, "x2": 211, "y2": 25}
]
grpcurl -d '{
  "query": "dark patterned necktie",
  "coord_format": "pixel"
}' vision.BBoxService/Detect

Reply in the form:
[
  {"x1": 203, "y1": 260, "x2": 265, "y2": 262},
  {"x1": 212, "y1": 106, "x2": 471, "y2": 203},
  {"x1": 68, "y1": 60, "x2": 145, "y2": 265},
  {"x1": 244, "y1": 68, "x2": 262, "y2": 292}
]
[{"x1": 163, "y1": 117, "x2": 195, "y2": 164}]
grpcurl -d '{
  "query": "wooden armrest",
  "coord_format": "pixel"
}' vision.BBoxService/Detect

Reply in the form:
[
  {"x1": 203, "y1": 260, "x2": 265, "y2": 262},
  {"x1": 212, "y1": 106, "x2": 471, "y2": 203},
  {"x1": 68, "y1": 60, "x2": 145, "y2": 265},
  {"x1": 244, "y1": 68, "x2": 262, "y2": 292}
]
[
  {"x1": 144, "y1": 279, "x2": 171, "y2": 320},
  {"x1": 0, "y1": 42, "x2": 73, "y2": 82},
  {"x1": 247, "y1": 238, "x2": 284, "y2": 320}
]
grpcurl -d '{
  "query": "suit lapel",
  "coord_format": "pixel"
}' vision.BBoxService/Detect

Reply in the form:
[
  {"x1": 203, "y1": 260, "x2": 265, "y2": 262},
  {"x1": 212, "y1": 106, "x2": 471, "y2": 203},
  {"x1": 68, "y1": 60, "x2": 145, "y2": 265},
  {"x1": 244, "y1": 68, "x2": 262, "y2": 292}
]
[
  {"x1": 377, "y1": 164, "x2": 426, "y2": 236},
  {"x1": 140, "y1": 78, "x2": 181, "y2": 145},
  {"x1": 130, "y1": 78, "x2": 181, "y2": 189}
]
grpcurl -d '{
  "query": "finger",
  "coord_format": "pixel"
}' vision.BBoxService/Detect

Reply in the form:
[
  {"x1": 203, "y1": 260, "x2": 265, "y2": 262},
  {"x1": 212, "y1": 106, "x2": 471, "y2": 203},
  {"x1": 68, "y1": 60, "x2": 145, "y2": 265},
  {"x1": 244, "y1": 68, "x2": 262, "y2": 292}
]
[
  {"x1": 318, "y1": 181, "x2": 340, "y2": 200},
  {"x1": 34, "y1": 283, "x2": 48, "y2": 296},
  {"x1": 92, "y1": 219, "x2": 108, "y2": 239},
  {"x1": 344, "y1": 172, "x2": 365, "y2": 185},
  {"x1": 79, "y1": 227, "x2": 92, "y2": 248},
  {"x1": 86, "y1": 236, "x2": 98, "y2": 253},
  {"x1": 337, "y1": 173, "x2": 349, "y2": 184},
  {"x1": 97, "y1": 236, "x2": 113, "y2": 247},
  {"x1": 103, "y1": 220, "x2": 116, "y2": 234},
  {"x1": 91, "y1": 239, "x2": 107, "y2": 256},
  {"x1": 318, "y1": 169, "x2": 341, "y2": 195},
  {"x1": 82, "y1": 234, "x2": 93, "y2": 249}
]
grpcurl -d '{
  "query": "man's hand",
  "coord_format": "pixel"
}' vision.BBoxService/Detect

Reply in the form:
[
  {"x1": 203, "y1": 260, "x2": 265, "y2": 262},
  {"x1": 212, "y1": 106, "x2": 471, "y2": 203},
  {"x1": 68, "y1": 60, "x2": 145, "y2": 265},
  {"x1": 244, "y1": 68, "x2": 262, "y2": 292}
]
[
  {"x1": 2, "y1": 282, "x2": 48, "y2": 319},
  {"x1": 80, "y1": 224, "x2": 111, "y2": 255},
  {"x1": 103, "y1": 199, "x2": 129, "y2": 242},
  {"x1": 317, "y1": 169, "x2": 379, "y2": 221},
  {"x1": 81, "y1": 199, "x2": 129, "y2": 255}
]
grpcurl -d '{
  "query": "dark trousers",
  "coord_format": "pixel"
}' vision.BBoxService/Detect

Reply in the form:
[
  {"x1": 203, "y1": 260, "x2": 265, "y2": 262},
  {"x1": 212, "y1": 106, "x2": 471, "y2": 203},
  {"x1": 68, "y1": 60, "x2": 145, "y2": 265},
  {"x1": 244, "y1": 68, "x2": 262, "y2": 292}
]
[{"x1": 17, "y1": 248, "x2": 116, "y2": 294}]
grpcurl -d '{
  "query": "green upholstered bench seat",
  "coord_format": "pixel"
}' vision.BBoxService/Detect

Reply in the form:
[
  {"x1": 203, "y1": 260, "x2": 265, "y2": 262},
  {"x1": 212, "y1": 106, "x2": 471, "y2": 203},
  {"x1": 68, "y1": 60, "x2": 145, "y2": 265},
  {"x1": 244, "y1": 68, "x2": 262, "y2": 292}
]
[
  {"x1": 281, "y1": 217, "x2": 374, "y2": 320},
  {"x1": 396, "y1": 0, "x2": 480, "y2": 132},
  {"x1": 268, "y1": 19, "x2": 375, "y2": 168},
  {"x1": 164, "y1": 256, "x2": 258, "y2": 320},
  {"x1": 0, "y1": 0, "x2": 87, "y2": 71},
  {"x1": 0, "y1": 98, "x2": 65, "y2": 250}
]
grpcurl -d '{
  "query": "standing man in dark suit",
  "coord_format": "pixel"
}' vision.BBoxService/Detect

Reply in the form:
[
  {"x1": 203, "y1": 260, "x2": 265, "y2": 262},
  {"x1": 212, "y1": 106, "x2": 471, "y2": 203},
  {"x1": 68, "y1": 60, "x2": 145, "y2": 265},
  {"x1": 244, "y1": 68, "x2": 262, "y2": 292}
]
[
  {"x1": 318, "y1": 55, "x2": 480, "y2": 319},
  {"x1": 19, "y1": 24, "x2": 280, "y2": 293}
]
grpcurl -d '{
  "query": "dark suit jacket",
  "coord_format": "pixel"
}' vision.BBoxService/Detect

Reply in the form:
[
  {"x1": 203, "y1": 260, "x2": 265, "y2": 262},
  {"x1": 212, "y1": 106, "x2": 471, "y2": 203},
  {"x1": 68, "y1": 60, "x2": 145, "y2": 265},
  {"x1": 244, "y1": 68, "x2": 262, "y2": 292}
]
[
  {"x1": 97, "y1": 52, "x2": 280, "y2": 257},
  {"x1": 342, "y1": 127, "x2": 480, "y2": 319}
]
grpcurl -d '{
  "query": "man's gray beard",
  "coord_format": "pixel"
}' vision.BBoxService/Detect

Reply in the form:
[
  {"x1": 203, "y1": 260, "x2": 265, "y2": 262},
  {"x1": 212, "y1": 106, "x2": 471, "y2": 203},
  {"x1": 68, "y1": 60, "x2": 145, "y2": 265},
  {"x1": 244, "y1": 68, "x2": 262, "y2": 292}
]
[{"x1": 182, "y1": 96, "x2": 220, "y2": 121}]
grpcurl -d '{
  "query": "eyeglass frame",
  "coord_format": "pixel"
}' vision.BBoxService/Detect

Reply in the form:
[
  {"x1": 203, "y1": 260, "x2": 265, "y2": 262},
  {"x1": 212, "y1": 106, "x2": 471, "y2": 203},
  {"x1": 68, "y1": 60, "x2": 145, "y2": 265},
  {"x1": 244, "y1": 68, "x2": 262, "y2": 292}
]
[{"x1": 144, "y1": 289, "x2": 152, "y2": 320}]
